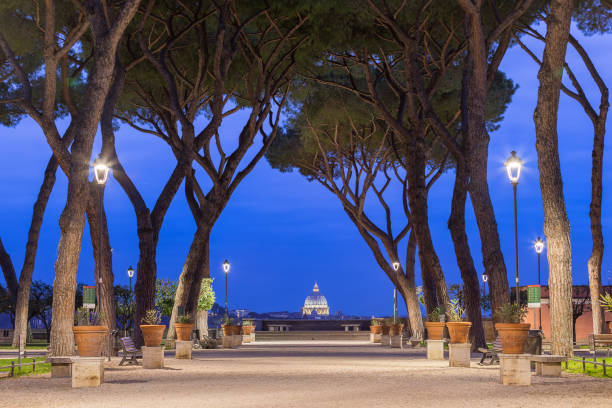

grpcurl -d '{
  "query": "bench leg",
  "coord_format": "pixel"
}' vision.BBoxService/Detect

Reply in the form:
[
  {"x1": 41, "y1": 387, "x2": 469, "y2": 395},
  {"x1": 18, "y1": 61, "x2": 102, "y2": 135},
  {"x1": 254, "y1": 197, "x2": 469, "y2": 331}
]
[
  {"x1": 119, "y1": 355, "x2": 127, "y2": 366},
  {"x1": 535, "y1": 362, "x2": 542, "y2": 375},
  {"x1": 540, "y1": 362, "x2": 561, "y2": 377}
]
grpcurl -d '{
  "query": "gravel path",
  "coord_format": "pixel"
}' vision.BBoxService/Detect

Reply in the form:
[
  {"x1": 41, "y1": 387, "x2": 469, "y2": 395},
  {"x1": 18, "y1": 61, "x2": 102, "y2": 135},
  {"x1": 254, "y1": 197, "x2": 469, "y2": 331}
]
[{"x1": 1, "y1": 340, "x2": 610, "y2": 408}]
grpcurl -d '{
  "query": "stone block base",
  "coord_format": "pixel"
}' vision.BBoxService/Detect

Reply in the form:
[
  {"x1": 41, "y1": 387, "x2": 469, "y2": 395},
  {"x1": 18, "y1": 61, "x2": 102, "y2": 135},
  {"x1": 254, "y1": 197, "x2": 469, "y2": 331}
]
[
  {"x1": 449, "y1": 343, "x2": 471, "y2": 367},
  {"x1": 70, "y1": 357, "x2": 104, "y2": 388},
  {"x1": 426, "y1": 340, "x2": 445, "y2": 360},
  {"x1": 390, "y1": 335, "x2": 403, "y2": 348},
  {"x1": 251, "y1": 333, "x2": 256, "y2": 342},
  {"x1": 222, "y1": 336, "x2": 234, "y2": 349},
  {"x1": 242, "y1": 334, "x2": 252, "y2": 343},
  {"x1": 232, "y1": 334, "x2": 242, "y2": 347},
  {"x1": 48, "y1": 357, "x2": 72, "y2": 378},
  {"x1": 380, "y1": 334, "x2": 390, "y2": 346},
  {"x1": 175, "y1": 341, "x2": 192, "y2": 359},
  {"x1": 142, "y1": 346, "x2": 165, "y2": 369},
  {"x1": 370, "y1": 333, "x2": 381, "y2": 343},
  {"x1": 499, "y1": 354, "x2": 531, "y2": 386},
  {"x1": 535, "y1": 362, "x2": 561, "y2": 377}
]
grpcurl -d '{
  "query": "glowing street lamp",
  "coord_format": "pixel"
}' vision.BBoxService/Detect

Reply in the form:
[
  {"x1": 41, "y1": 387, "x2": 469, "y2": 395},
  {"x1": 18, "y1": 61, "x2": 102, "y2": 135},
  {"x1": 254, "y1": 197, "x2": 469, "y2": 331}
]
[
  {"x1": 534, "y1": 237, "x2": 545, "y2": 330},
  {"x1": 93, "y1": 155, "x2": 110, "y2": 185},
  {"x1": 505, "y1": 151, "x2": 523, "y2": 307},
  {"x1": 127, "y1": 265, "x2": 135, "y2": 334},
  {"x1": 481, "y1": 273, "x2": 488, "y2": 305},
  {"x1": 223, "y1": 260, "x2": 230, "y2": 319}
]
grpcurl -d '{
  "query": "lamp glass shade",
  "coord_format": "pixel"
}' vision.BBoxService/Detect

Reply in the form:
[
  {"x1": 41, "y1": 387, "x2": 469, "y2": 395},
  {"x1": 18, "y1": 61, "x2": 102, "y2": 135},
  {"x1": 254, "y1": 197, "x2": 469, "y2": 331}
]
[
  {"x1": 127, "y1": 266, "x2": 134, "y2": 278},
  {"x1": 482, "y1": 274, "x2": 488, "y2": 283},
  {"x1": 504, "y1": 151, "x2": 523, "y2": 184},
  {"x1": 93, "y1": 156, "x2": 110, "y2": 185},
  {"x1": 392, "y1": 262, "x2": 400, "y2": 271},
  {"x1": 534, "y1": 237, "x2": 545, "y2": 254},
  {"x1": 223, "y1": 260, "x2": 230, "y2": 273}
]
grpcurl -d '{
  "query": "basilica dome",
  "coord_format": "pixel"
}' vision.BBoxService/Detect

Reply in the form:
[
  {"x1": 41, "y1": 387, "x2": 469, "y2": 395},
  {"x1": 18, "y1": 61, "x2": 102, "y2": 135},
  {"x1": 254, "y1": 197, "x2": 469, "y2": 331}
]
[{"x1": 301, "y1": 283, "x2": 330, "y2": 316}]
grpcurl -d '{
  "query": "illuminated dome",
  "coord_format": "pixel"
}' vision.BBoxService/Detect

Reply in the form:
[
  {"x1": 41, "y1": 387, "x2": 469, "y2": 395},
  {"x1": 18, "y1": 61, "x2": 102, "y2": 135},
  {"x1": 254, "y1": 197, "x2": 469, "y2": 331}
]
[{"x1": 301, "y1": 283, "x2": 330, "y2": 316}]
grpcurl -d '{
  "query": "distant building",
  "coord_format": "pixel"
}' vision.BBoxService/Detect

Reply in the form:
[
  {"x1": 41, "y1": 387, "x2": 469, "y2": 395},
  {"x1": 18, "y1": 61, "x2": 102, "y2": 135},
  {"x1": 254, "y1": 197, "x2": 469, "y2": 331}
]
[{"x1": 301, "y1": 283, "x2": 330, "y2": 316}]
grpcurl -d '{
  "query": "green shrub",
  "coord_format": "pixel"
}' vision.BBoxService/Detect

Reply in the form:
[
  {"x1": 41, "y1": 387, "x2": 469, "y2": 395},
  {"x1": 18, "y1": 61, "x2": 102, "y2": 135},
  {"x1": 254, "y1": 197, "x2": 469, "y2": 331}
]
[
  {"x1": 493, "y1": 303, "x2": 527, "y2": 324},
  {"x1": 446, "y1": 299, "x2": 465, "y2": 322},
  {"x1": 141, "y1": 309, "x2": 162, "y2": 325}
]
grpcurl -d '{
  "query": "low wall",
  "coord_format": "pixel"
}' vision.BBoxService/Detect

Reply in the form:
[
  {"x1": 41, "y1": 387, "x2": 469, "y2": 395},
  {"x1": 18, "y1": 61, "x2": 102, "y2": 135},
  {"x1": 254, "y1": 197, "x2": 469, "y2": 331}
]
[{"x1": 254, "y1": 331, "x2": 370, "y2": 342}]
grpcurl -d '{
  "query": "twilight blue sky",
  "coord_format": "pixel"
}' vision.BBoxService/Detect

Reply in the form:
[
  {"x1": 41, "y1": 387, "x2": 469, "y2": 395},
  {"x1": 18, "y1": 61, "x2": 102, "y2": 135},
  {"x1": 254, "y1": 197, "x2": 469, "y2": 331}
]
[{"x1": 1, "y1": 24, "x2": 611, "y2": 317}]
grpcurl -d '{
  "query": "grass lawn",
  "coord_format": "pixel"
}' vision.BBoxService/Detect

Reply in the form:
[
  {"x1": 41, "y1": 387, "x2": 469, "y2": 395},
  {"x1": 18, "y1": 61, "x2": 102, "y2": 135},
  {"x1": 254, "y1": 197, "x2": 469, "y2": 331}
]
[
  {"x1": 0, "y1": 357, "x2": 50, "y2": 379},
  {"x1": 563, "y1": 357, "x2": 612, "y2": 379},
  {"x1": 0, "y1": 344, "x2": 48, "y2": 350}
]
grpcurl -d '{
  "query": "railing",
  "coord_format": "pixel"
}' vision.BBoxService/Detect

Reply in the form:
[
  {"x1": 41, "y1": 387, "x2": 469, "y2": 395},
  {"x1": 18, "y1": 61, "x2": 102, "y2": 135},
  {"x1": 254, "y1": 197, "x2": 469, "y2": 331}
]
[
  {"x1": 565, "y1": 356, "x2": 612, "y2": 376},
  {"x1": 0, "y1": 360, "x2": 40, "y2": 378}
]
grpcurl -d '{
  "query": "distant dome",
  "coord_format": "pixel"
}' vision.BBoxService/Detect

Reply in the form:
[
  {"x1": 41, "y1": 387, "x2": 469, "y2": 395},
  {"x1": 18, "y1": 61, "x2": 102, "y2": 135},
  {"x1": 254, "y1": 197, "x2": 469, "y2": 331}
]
[{"x1": 301, "y1": 283, "x2": 330, "y2": 316}]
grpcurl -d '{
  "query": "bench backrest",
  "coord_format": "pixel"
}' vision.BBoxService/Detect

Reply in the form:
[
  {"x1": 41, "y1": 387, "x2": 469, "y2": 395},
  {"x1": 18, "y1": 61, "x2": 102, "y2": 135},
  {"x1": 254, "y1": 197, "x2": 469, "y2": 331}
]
[
  {"x1": 493, "y1": 336, "x2": 502, "y2": 350},
  {"x1": 121, "y1": 337, "x2": 138, "y2": 352},
  {"x1": 592, "y1": 334, "x2": 612, "y2": 341}
]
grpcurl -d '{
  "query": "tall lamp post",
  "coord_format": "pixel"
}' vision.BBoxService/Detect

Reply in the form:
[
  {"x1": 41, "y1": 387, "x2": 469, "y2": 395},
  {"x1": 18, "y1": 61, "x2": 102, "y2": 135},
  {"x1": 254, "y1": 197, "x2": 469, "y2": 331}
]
[
  {"x1": 223, "y1": 260, "x2": 230, "y2": 319},
  {"x1": 534, "y1": 237, "x2": 545, "y2": 331},
  {"x1": 92, "y1": 155, "x2": 109, "y2": 360},
  {"x1": 482, "y1": 273, "x2": 488, "y2": 312},
  {"x1": 127, "y1": 265, "x2": 135, "y2": 334},
  {"x1": 505, "y1": 151, "x2": 523, "y2": 306},
  {"x1": 392, "y1": 262, "x2": 400, "y2": 321}
]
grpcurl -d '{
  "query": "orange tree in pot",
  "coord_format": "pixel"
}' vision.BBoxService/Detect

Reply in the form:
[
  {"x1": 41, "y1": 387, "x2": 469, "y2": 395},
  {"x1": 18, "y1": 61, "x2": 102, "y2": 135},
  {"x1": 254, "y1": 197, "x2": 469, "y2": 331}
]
[
  {"x1": 370, "y1": 319, "x2": 383, "y2": 334},
  {"x1": 242, "y1": 320, "x2": 255, "y2": 335},
  {"x1": 445, "y1": 299, "x2": 471, "y2": 343},
  {"x1": 389, "y1": 317, "x2": 404, "y2": 336},
  {"x1": 140, "y1": 309, "x2": 166, "y2": 347},
  {"x1": 494, "y1": 303, "x2": 530, "y2": 354},
  {"x1": 175, "y1": 314, "x2": 194, "y2": 341},
  {"x1": 221, "y1": 317, "x2": 235, "y2": 336},
  {"x1": 424, "y1": 307, "x2": 446, "y2": 340},
  {"x1": 73, "y1": 308, "x2": 108, "y2": 357}
]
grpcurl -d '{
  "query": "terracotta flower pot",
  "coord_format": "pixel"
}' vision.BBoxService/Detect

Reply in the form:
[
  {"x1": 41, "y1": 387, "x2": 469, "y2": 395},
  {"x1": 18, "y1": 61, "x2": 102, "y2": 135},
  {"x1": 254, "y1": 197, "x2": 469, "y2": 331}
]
[
  {"x1": 446, "y1": 321, "x2": 472, "y2": 343},
  {"x1": 424, "y1": 322, "x2": 445, "y2": 340},
  {"x1": 495, "y1": 323, "x2": 531, "y2": 354},
  {"x1": 242, "y1": 325, "x2": 255, "y2": 335},
  {"x1": 232, "y1": 326, "x2": 242, "y2": 336},
  {"x1": 175, "y1": 323, "x2": 194, "y2": 341},
  {"x1": 381, "y1": 326, "x2": 391, "y2": 335},
  {"x1": 140, "y1": 324, "x2": 166, "y2": 347},
  {"x1": 370, "y1": 325, "x2": 382, "y2": 334},
  {"x1": 73, "y1": 326, "x2": 108, "y2": 357},
  {"x1": 389, "y1": 324, "x2": 404, "y2": 336},
  {"x1": 222, "y1": 324, "x2": 233, "y2": 336}
]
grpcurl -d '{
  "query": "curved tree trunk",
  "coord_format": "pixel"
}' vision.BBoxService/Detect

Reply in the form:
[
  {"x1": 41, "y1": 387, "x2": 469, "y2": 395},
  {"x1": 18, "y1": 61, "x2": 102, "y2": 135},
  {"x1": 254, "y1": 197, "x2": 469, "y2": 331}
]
[
  {"x1": 448, "y1": 161, "x2": 485, "y2": 349},
  {"x1": 402, "y1": 230, "x2": 425, "y2": 339},
  {"x1": 12, "y1": 156, "x2": 58, "y2": 347},
  {"x1": 533, "y1": 0, "x2": 574, "y2": 357},
  {"x1": 418, "y1": 248, "x2": 438, "y2": 314},
  {"x1": 167, "y1": 226, "x2": 211, "y2": 339},
  {"x1": 0, "y1": 237, "x2": 18, "y2": 300}
]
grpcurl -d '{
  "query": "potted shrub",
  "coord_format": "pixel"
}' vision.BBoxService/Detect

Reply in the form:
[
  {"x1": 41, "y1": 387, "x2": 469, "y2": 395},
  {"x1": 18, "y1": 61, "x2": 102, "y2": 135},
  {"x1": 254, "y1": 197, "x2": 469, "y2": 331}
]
[
  {"x1": 175, "y1": 313, "x2": 194, "y2": 341},
  {"x1": 494, "y1": 303, "x2": 530, "y2": 354},
  {"x1": 140, "y1": 309, "x2": 165, "y2": 347},
  {"x1": 73, "y1": 308, "x2": 108, "y2": 357},
  {"x1": 445, "y1": 299, "x2": 471, "y2": 343},
  {"x1": 381, "y1": 318, "x2": 392, "y2": 336},
  {"x1": 389, "y1": 317, "x2": 404, "y2": 336},
  {"x1": 370, "y1": 319, "x2": 383, "y2": 335},
  {"x1": 424, "y1": 307, "x2": 446, "y2": 340},
  {"x1": 221, "y1": 317, "x2": 235, "y2": 336},
  {"x1": 242, "y1": 320, "x2": 255, "y2": 335}
]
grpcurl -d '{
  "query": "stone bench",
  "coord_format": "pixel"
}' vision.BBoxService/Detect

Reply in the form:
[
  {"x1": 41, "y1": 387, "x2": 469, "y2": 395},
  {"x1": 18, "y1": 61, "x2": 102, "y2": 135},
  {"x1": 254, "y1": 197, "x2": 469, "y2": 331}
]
[
  {"x1": 46, "y1": 356, "x2": 73, "y2": 378},
  {"x1": 69, "y1": 357, "x2": 104, "y2": 388},
  {"x1": 531, "y1": 355, "x2": 566, "y2": 377}
]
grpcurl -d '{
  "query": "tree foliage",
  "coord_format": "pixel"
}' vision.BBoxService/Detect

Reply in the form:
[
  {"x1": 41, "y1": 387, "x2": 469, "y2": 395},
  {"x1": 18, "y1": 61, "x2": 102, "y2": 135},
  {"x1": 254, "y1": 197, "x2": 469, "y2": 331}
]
[
  {"x1": 197, "y1": 278, "x2": 215, "y2": 312},
  {"x1": 155, "y1": 278, "x2": 177, "y2": 317}
]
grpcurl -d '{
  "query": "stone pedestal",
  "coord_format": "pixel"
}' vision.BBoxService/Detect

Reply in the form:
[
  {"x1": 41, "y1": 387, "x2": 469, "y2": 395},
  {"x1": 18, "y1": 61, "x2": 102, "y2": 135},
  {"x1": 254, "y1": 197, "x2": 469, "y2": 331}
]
[
  {"x1": 426, "y1": 340, "x2": 445, "y2": 360},
  {"x1": 536, "y1": 362, "x2": 561, "y2": 377},
  {"x1": 251, "y1": 333, "x2": 256, "y2": 342},
  {"x1": 70, "y1": 357, "x2": 104, "y2": 388},
  {"x1": 390, "y1": 335, "x2": 403, "y2": 348},
  {"x1": 380, "y1": 334, "x2": 390, "y2": 346},
  {"x1": 47, "y1": 357, "x2": 72, "y2": 378},
  {"x1": 499, "y1": 354, "x2": 531, "y2": 386},
  {"x1": 222, "y1": 336, "x2": 233, "y2": 349},
  {"x1": 370, "y1": 333, "x2": 382, "y2": 343},
  {"x1": 242, "y1": 335, "x2": 252, "y2": 343},
  {"x1": 175, "y1": 341, "x2": 192, "y2": 359},
  {"x1": 142, "y1": 346, "x2": 165, "y2": 369},
  {"x1": 448, "y1": 343, "x2": 471, "y2": 367},
  {"x1": 232, "y1": 334, "x2": 242, "y2": 347}
]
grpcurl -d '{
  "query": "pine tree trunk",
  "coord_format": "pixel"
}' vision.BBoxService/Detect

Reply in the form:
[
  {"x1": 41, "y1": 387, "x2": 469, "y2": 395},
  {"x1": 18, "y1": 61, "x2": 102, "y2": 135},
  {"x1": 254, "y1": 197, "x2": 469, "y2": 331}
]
[
  {"x1": 588, "y1": 113, "x2": 607, "y2": 334},
  {"x1": 533, "y1": 0, "x2": 574, "y2": 357},
  {"x1": 448, "y1": 161, "x2": 486, "y2": 349},
  {"x1": 167, "y1": 226, "x2": 211, "y2": 339},
  {"x1": 133, "y1": 228, "x2": 158, "y2": 345},
  {"x1": 419, "y1": 250, "x2": 438, "y2": 314},
  {"x1": 401, "y1": 230, "x2": 424, "y2": 339},
  {"x1": 0, "y1": 238, "x2": 18, "y2": 300},
  {"x1": 12, "y1": 156, "x2": 58, "y2": 347}
]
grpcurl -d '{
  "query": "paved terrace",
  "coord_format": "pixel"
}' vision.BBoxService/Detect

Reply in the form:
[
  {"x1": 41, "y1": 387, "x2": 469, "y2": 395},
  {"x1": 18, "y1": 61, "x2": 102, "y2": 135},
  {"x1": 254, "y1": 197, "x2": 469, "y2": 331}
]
[{"x1": 1, "y1": 341, "x2": 610, "y2": 408}]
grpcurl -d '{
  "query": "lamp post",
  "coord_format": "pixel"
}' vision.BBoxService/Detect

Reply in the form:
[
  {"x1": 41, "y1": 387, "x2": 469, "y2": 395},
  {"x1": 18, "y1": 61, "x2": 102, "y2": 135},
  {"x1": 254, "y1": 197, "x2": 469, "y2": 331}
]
[
  {"x1": 482, "y1": 273, "x2": 488, "y2": 312},
  {"x1": 392, "y1": 262, "x2": 400, "y2": 322},
  {"x1": 505, "y1": 151, "x2": 523, "y2": 307},
  {"x1": 223, "y1": 260, "x2": 230, "y2": 319},
  {"x1": 534, "y1": 237, "x2": 545, "y2": 331},
  {"x1": 127, "y1": 265, "x2": 134, "y2": 334}
]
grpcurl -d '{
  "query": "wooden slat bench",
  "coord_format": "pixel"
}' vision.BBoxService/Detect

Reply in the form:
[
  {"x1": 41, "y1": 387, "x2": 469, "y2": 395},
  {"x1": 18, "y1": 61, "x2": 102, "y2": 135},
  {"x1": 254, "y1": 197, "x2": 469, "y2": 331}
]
[
  {"x1": 478, "y1": 337, "x2": 502, "y2": 366},
  {"x1": 588, "y1": 334, "x2": 612, "y2": 357},
  {"x1": 119, "y1": 337, "x2": 141, "y2": 366},
  {"x1": 531, "y1": 355, "x2": 566, "y2": 377}
]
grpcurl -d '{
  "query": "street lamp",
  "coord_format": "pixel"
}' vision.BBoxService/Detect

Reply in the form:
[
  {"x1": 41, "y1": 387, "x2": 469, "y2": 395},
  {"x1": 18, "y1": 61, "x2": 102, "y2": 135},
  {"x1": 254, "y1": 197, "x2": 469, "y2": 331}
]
[
  {"x1": 534, "y1": 237, "x2": 545, "y2": 330},
  {"x1": 223, "y1": 260, "x2": 230, "y2": 319},
  {"x1": 505, "y1": 151, "x2": 523, "y2": 307},
  {"x1": 127, "y1": 266, "x2": 135, "y2": 334},
  {"x1": 392, "y1": 262, "x2": 400, "y2": 322},
  {"x1": 481, "y1": 273, "x2": 488, "y2": 309}
]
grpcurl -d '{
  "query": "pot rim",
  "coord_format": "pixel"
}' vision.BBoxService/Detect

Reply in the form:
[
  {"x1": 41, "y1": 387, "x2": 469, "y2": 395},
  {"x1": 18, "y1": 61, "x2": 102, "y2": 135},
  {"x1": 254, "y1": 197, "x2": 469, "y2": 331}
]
[
  {"x1": 446, "y1": 321, "x2": 472, "y2": 326},
  {"x1": 424, "y1": 322, "x2": 446, "y2": 326},
  {"x1": 72, "y1": 325, "x2": 108, "y2": 332},
  {"x1": 494, "y1": 322, "x2": 531, "y2": 329},
  {"x1": 139, "y1": 324, "x2": 166, "y2": 328}
]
